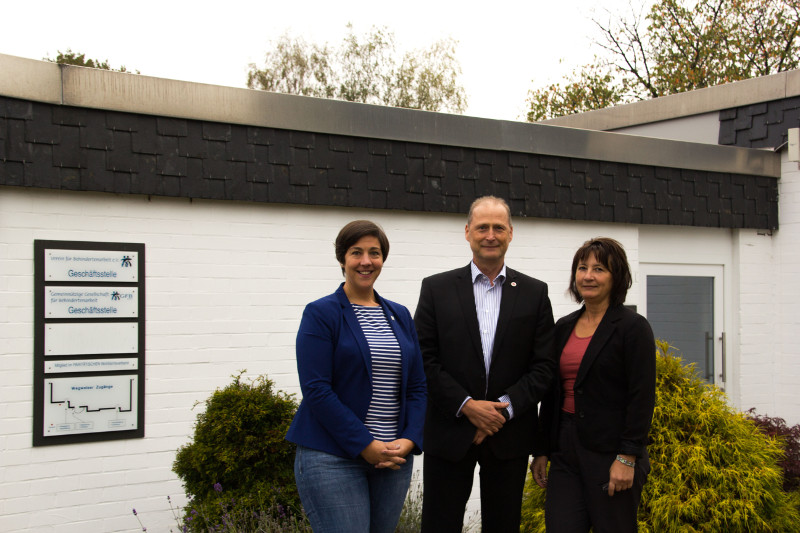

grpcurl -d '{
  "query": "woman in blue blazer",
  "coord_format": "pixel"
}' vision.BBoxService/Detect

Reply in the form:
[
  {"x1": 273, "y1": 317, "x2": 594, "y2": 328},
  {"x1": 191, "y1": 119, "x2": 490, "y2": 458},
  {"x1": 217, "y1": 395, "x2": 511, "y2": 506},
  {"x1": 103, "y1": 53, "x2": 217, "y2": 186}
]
[
  {"x1": 286, "y1": 220, "x2": 426, "y2": 533},
  {"x1": 532, "y1": 238, "x2": 656, "y2": 533}
]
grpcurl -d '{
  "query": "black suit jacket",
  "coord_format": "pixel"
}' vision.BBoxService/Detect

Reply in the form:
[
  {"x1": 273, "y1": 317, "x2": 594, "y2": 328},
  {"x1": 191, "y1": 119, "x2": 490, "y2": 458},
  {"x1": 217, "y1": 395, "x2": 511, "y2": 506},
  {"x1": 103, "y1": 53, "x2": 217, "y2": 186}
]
[
  {"x1": 535, "y1": 304, "x2": 656, "y2": 458},
  {"x1": 414, "y1": 264, "x2": 555, "y2": 461}
]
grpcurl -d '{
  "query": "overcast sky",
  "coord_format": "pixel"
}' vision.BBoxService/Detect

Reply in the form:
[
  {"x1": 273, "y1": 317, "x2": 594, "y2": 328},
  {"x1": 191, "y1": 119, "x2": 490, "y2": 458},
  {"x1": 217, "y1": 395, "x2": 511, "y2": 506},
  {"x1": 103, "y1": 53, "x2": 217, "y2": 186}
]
[{"x1": 2, "y1": 0, "x2": 644, "y2": 121}]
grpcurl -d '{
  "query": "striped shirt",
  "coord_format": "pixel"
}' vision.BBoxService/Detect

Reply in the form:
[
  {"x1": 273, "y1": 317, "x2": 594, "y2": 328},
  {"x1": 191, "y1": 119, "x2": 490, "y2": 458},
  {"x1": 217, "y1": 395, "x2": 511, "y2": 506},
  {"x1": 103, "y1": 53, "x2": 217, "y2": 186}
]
[
  {"x1": 468, "y1": 261, "x2": 514, "y2": 418},
  {"x1": 472, "y1": 261, "x2": 506, "y2": 373},
  {"x1": 352, "y1": 304, "x2": 402, "y2": 442}
]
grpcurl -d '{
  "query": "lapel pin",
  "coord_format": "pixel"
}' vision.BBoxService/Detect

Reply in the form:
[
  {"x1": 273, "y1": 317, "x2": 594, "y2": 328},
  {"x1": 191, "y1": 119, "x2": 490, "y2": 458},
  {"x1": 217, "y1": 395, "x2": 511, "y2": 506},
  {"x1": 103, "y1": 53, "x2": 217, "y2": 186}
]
[
  {"x1": 391, "y1": 315, "x2": 395, "y2": 320},
  {"x1": 511, "y1": 282, "x2": 517, "y2": 287}
]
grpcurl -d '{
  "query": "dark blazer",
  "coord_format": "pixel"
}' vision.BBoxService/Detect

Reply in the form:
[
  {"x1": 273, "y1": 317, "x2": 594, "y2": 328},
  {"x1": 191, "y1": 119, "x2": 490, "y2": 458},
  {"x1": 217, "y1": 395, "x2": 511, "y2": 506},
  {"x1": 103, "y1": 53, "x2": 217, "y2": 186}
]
[
  {"x1": 414, "y1": 264, "x2": 555, "y2": 461},
  {"x1": 535, "y1": 304, "x2": 656, "y2": 458},
  {"x1": 286, "y1": 284, "x2": 427, "y2": 459}
]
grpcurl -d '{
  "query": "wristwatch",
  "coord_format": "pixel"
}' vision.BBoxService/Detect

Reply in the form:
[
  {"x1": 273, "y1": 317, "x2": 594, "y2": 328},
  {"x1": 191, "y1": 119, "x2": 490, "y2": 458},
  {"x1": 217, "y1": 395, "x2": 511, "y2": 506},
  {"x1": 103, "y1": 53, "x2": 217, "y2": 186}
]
[{"x1": 615, "y1": 454, "x2": 635, "y2": 468}]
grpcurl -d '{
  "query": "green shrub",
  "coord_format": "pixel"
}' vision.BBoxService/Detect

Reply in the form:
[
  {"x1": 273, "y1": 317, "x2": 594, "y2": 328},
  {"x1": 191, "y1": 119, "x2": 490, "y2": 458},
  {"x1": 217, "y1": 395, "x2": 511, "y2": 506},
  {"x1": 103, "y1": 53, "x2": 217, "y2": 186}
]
[
  {"x1": 172, "y1": 372, "x2": 301, "y2": 530},
  {"x1": 132, "y1": 492, "x2": 312, "y2": 533},
  {"x1": 521, "y1": 341, "x2": 800, "y2": 532}
]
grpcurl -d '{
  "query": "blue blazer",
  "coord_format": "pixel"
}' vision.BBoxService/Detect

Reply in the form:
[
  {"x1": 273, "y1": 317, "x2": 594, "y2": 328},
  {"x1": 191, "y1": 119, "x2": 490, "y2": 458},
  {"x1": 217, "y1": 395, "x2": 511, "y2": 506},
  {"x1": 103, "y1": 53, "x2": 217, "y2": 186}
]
[{"x1": 286, "y1": 284, "x2": 427, "y2": 459}]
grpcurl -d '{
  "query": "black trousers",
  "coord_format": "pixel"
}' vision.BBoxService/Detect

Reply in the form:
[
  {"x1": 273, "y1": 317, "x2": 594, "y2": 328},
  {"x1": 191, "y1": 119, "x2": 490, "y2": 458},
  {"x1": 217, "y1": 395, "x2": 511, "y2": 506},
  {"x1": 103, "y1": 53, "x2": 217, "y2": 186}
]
[
  {"x1": 545, "y1": 413, "x2": 650, "y2": 533},
  {"x1": 421, "y1": 443, "x2": 528, "y2": 533}
]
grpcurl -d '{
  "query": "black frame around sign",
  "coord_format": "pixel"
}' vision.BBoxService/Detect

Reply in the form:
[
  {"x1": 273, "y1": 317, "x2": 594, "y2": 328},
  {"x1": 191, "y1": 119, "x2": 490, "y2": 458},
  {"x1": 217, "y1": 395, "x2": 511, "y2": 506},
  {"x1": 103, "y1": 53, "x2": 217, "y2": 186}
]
[{"x1": 33, "y1": 240, "x2": 145, "y2": 446}]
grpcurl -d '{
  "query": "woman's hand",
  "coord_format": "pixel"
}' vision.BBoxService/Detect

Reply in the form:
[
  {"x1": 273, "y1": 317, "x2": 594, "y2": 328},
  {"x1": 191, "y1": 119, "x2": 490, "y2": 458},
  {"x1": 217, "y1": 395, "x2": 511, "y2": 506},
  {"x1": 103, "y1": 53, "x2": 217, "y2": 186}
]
[
  {"x1": 381, "y1": 438, "x2": 414, "y2": 460},
  {"x1": 531, "y1": 456, "x2": 549, "y2": 488},
  {"x1": 606, "y1": 454, "x2": 636, "y2": 496},
  {"x1": 360, "y1": 439, "x2": 414, "y2": 470}
]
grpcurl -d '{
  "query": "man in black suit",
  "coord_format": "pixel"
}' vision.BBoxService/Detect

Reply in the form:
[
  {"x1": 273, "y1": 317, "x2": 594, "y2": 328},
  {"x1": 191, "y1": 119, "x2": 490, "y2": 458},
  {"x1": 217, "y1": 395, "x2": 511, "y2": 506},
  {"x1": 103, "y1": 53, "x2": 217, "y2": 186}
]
[{"x1": 414, "y1": 196, "x2": 556, "y2": 532}]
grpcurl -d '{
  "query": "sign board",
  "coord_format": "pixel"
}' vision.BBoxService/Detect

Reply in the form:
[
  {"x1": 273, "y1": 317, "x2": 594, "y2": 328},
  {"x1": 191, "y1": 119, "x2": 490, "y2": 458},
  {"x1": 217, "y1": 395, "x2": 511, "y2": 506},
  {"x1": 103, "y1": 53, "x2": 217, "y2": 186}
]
[
  {"x1": 33, "y1": 240, "x2": 145, "y2": 446},
  {"x1": 44, "y1": 249, "x2": 138, "y2": 282},
  {"x1": 43, "y1": 375, "x2": 139, "y2": 436},
  {"x1": 45, "y1": 323, "x2": 138, "y2": 356},
  {"x1": 45, "y1": 358, "x2": 139, "y2": 374},
  {"x1": 45, "y1": 287, "x2": 138, "y2": 318}
]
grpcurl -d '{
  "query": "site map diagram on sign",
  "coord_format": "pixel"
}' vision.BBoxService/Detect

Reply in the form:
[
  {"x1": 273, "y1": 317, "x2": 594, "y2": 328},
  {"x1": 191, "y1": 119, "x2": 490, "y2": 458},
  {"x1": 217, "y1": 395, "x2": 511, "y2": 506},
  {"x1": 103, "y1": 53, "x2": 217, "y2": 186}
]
[{"x1": 44, "y1": 375, "x2": 138, "y2": 436}]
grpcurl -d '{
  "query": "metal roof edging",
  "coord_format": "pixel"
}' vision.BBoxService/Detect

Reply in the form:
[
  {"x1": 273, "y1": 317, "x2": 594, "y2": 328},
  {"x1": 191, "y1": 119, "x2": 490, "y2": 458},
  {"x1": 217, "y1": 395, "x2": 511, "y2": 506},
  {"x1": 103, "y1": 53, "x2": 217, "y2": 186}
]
[{"x1": 0, "y1": 52, "x2": 781, "y2": 178}]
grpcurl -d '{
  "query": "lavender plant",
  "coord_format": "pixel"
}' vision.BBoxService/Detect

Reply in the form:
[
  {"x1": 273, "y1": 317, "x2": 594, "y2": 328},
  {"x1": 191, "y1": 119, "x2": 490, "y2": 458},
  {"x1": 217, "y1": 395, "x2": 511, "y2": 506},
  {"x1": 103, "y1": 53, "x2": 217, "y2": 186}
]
[{"x1": 132, "y1": 487, "x2": 312, "y2": 533}]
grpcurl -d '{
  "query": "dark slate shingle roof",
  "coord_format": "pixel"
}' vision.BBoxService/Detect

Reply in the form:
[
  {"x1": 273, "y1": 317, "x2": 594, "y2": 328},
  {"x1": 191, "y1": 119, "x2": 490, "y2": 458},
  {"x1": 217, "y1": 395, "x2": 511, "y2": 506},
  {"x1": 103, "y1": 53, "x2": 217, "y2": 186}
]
[
  {"x1": 0, "y1": 95, "x2": 779, "y2": 230},
  {"x1": 719, "y1": 95, "x2": 800, "y2": 149}
]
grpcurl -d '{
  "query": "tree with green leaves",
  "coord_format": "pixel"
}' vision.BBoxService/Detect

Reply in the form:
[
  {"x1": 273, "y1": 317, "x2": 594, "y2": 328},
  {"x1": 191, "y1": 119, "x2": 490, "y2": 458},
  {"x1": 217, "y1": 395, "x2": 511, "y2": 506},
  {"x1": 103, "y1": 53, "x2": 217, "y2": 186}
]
[
  {"x1": 44, "y1": 48, "x2": 138, "y2": 73},
  {"x1": 526, "y1": 0, "x2": 800, "y2": 121},
  {"x1": 525, "y1": 60, "x2": 630, "y2": 124},
  {"x1": 247, "y1": 25, "x2": 467, "y2": 113}
]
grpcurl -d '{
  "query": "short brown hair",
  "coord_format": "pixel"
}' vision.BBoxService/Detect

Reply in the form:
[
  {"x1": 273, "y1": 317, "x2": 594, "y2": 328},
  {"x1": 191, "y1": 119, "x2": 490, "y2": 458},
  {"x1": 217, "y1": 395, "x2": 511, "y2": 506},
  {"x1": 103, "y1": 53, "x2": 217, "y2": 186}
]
[
  {"x1": 467, "y1": 196, "x2": 512, "y2": 227},
  {"x1": 568, "y1": 237, "x2": 632, "y2": 307},
  {"x1": 335, "y1": 220, "x2": 390, "y2": 275}
]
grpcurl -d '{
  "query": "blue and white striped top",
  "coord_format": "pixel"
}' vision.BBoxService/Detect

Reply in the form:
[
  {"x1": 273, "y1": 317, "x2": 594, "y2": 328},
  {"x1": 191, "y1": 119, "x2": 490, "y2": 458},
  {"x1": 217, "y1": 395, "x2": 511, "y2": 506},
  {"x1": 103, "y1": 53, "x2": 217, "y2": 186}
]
[{"x1": 352, "y1": 304, "x2": 402, "y2": 442}]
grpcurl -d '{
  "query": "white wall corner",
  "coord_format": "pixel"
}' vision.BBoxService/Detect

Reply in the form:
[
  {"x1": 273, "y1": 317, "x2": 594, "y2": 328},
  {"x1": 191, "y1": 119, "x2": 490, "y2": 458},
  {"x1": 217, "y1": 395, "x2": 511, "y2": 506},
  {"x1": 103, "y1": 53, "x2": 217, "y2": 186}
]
[{"x1": 787, "y1": 128, "x2": 800, "y2": 163}]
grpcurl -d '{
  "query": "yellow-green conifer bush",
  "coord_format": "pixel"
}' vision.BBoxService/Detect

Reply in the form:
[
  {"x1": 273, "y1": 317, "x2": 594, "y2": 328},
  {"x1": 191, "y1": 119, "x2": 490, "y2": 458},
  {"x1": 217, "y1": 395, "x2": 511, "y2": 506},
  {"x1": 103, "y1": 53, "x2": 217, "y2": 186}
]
[{"x1": 521, "y1": 341, "x2": 800, "y2": 532}]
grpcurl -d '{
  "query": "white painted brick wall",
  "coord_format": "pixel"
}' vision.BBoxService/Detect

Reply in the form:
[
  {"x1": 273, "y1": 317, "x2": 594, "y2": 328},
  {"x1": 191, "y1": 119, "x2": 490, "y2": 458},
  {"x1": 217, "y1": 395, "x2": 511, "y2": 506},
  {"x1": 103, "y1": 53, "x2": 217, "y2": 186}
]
[
  {"x1": 731, "y1": 152, "x2": 800, "y2": 427},
  {"x1": 4, "y1": 183, "x2": 796, "y2": 531},
  {"x1": 774, "y1": 155, "x2": 800, "y2": 425},
  {"x1": 735, "y1": 228, "x2": 778, "y2": 415}
]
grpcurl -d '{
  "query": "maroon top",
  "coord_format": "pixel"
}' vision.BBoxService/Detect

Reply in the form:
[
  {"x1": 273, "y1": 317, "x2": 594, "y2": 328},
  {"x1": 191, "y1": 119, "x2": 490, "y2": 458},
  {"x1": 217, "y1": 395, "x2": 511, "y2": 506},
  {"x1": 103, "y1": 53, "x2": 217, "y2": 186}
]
[{"x1": 560, "y1": 329, "x2": 592, "y2": 414}]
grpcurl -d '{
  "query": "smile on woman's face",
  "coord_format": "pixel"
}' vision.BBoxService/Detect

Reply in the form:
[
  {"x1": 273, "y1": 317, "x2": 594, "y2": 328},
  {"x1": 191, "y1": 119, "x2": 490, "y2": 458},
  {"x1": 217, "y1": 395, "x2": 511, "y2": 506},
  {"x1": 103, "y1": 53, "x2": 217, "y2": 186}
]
[
  {"x1": 341, "y1": 235, "x2": 383, "y2": 294},
  {"x1": 576, "y1": 252, "x2": 613, "y2": 305}
]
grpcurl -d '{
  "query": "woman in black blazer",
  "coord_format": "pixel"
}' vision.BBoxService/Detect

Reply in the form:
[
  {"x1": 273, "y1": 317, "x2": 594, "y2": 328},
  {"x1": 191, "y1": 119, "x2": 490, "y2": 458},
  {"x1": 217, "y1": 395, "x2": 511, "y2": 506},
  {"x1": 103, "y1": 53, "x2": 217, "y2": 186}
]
[{"x1": 531, "y1": 238, "x2": 656, "y2": 533}]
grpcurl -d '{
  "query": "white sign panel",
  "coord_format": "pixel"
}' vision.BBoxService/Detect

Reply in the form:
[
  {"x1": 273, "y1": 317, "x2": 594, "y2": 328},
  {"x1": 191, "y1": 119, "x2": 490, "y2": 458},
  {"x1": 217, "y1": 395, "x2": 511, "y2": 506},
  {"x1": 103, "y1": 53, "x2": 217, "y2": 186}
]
[
  {"x1": 45, "y1": 358, "x2": 139, "y2": 374},
  {"x1": 45, "y1": 323, "x2": 138, "y2": 356},
  {"x1": 45, "y1": 249, "x2": 138, "y2": 282},
  {"x1": 45, "y1": 287, "x2": 138, "y2": 318},
  {"x1": 44, "y1": 375, "x2": 138, "y2": 436}
]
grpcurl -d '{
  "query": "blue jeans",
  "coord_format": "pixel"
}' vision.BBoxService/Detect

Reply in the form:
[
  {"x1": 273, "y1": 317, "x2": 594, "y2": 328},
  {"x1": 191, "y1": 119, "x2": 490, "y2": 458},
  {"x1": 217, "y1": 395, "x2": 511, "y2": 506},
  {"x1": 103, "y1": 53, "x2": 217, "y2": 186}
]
[{"x1": 294, "y1": 445, "x2": 413, "y2": 533}]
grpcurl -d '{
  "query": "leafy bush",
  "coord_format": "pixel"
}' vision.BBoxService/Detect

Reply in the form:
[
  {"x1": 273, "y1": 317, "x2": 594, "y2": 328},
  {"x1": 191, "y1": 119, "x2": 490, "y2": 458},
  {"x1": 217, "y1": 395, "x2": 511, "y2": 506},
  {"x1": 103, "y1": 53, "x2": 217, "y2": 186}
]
[
  {"x1": 747, "y1": 408, "x2": 800, "y2": 493},
  {"x1": 173, "y1": 372, "x2": 301, "y2": 530},
  {"x1": 521, "y1": 341, "x2": 800, "y2": 532},
  {"x1": 179, "y1": 484, "x2": 312, "y2": 532},
  {"x1": 133, "y1": 492, "x2": 312, "y2": 533}
]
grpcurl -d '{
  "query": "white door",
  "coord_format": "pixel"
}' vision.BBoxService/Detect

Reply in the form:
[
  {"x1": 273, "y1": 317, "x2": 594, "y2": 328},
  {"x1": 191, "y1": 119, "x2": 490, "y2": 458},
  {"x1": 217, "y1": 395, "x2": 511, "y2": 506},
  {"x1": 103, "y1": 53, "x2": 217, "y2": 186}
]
[{"x1": 640, "y1": 264, "x2": 725, "y2": 387}]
